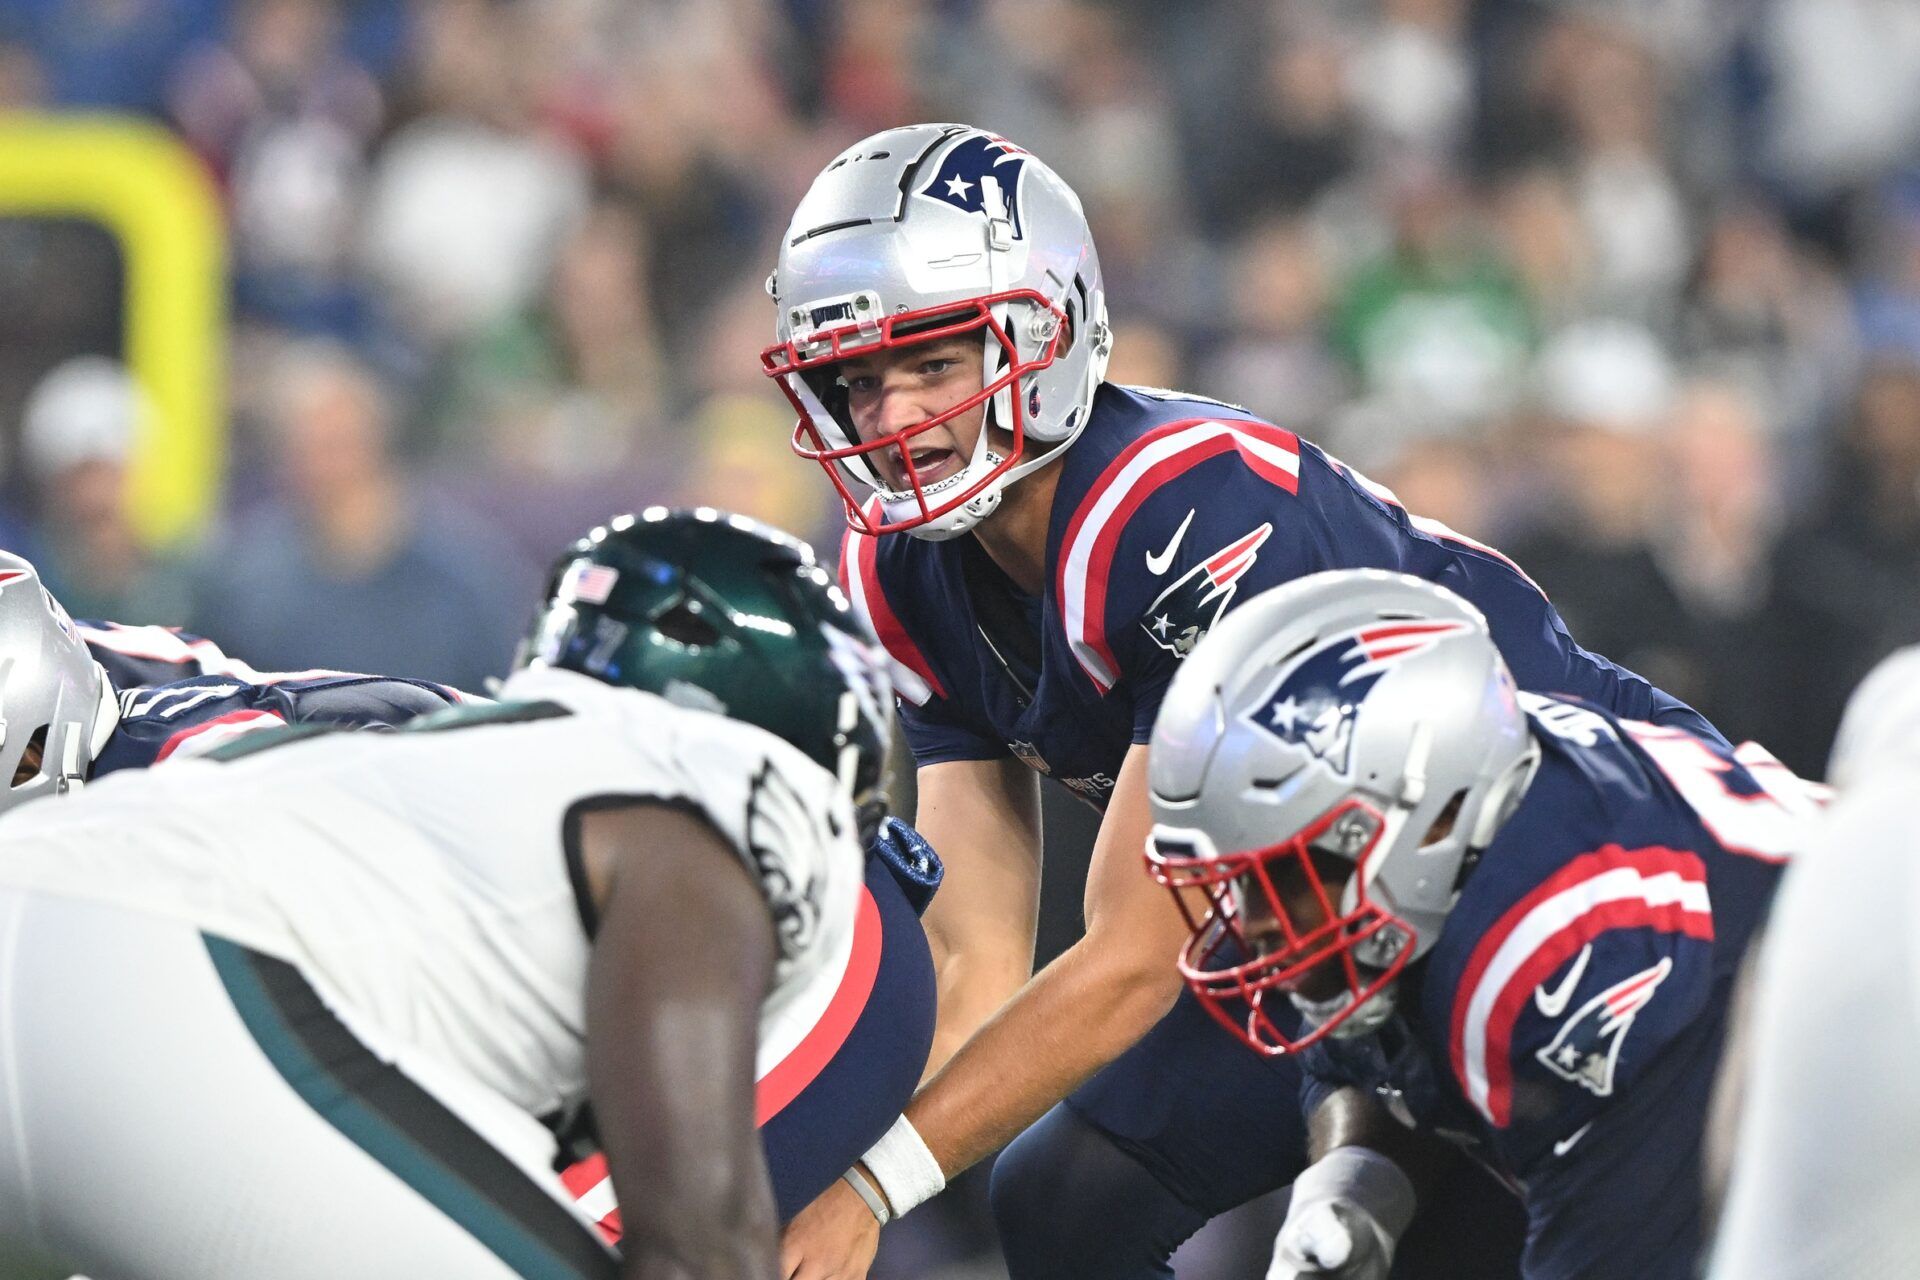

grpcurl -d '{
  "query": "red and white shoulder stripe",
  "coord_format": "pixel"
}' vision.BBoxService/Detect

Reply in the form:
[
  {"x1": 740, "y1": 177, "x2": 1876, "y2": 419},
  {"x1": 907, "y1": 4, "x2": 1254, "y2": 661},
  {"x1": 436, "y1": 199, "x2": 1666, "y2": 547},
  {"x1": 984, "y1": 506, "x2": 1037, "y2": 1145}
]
[
  {"x1": 839, "y1": 502, "x2": 946, "y2": 707},
  {"x1": 1057, "y1": 418, "x2": 1300, "y2": 693},
  {"x1": 153, "y1": 709, "x2": 290, "y2": 762},
  {"x1": 1448, "y1": 845, "x2": 1713, "y2": 1128},
  {"x1": 79, "y1": 622, "x2": 273, "y2": 682}
]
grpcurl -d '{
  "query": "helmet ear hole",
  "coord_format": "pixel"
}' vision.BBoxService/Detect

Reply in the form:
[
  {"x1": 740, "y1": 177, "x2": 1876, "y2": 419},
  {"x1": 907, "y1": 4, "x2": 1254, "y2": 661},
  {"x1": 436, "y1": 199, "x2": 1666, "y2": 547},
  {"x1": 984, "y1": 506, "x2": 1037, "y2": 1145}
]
[
  {"x1": 1420, "y1": 790, "x2": 1469, "y2": 849},
  {"x1": 11, "y1": 725, "x2": 47, "y2": 787},
  {"x1": 654, "y1": 601, "x2": 723, "y2": 648}
]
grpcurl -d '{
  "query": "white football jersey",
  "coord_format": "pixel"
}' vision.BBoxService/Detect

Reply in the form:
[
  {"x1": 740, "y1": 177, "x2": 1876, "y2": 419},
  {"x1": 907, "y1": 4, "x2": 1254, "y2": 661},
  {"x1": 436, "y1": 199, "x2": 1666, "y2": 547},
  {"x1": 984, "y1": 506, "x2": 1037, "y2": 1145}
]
[{"x1": 0, "y1": 666, "x2": 863, "y2": 1127}]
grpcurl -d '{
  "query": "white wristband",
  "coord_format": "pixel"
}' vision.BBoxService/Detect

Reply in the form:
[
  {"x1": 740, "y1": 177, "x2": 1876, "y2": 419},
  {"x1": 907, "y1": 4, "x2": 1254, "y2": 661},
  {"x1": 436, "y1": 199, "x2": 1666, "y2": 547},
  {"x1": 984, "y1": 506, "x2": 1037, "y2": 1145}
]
[{"x1": 857, "y1": 1115, "x2": 946, "y2": 1220}]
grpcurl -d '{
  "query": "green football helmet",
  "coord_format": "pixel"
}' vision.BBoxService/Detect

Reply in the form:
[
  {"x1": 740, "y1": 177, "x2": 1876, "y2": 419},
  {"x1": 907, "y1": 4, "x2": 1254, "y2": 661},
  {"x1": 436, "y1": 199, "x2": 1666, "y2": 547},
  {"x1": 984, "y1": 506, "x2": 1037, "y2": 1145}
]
[{"x1": 517, "y1": 508, "x2": 893, "y2": 829}]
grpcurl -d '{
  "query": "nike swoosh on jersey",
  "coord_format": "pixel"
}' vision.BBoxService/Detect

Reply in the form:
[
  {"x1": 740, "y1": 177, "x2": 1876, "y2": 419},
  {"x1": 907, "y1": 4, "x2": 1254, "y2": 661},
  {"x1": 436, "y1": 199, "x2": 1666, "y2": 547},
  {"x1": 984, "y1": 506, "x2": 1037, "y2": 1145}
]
[
  {"x1": 1534, "y1": 943, "x2": 1594, "y2": 1018},
  {"x1": 1145, "y1": 508, "x2": 1197, "y2": 575},
  {"x1": 1552, "y1": 1121, "x2": 1594, "y2": 1158}
]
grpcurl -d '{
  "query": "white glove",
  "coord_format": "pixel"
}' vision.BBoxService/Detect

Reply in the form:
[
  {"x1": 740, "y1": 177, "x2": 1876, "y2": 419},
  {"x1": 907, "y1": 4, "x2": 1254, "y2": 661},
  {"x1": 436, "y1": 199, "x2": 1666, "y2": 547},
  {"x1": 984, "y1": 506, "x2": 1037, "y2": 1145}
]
[{"x1": 1266, "y1": 1147, "x2": 1416, "y2": 1280}]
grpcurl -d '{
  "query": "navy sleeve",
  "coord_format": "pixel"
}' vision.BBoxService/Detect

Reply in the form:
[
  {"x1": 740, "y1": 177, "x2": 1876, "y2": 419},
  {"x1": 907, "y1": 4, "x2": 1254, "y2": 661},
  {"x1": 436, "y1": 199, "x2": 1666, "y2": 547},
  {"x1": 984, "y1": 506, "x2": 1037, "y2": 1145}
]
[
  {"x1": 838, "y1": 525, "x2": 1009, "y2": 767},
  {"x1": 1442, "y1": 842, "x2": 1719, "y2": 1171},
  {"x1": 1419, "y1": 554, "x2": 1730, "y2": 749},
  {"x1": 100, "y1": 674, "x2": 465, "y2": 774},
  {"x1": 79, "y1": 619, "x2": 260, "y2": 689}
]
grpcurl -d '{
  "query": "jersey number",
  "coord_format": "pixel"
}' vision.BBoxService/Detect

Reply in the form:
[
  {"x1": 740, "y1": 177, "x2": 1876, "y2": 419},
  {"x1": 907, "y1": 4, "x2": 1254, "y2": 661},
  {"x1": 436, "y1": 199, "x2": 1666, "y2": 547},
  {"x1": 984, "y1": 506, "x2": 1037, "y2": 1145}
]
[{"x1": 1622, "y1": 723, "x2": 1819, "y2": 864}]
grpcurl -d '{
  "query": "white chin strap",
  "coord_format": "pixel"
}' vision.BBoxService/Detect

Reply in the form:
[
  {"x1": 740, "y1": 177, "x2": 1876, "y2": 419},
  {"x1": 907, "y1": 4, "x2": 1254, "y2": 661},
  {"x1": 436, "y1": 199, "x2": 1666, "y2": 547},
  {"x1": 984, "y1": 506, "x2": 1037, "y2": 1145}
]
[{"x1": 884, "y1": 421, "x2": 1006, "y2": 541}]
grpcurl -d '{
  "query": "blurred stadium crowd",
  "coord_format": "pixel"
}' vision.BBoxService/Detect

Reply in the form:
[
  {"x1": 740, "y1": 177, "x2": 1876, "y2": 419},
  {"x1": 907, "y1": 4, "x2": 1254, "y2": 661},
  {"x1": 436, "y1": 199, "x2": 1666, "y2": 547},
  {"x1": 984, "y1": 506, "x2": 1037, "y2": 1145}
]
[
  {"x1": 0, "y1": 2, "x2": 1915, "y2": 1272},
  {"x1": 1, "y1": 0, "x2": 1918, "y2": 765}
]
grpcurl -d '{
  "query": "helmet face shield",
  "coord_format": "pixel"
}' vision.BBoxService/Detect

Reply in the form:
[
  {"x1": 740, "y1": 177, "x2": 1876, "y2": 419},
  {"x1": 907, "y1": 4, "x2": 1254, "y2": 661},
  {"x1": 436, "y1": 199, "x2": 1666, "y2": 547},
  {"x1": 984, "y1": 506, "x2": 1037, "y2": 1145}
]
[
  {"x1": 761, "y1": 288, "x2": 1065, "y2": 537},
  {"x1": 1146, "y1": 798, "x2": 1417, "y2": 1056}
]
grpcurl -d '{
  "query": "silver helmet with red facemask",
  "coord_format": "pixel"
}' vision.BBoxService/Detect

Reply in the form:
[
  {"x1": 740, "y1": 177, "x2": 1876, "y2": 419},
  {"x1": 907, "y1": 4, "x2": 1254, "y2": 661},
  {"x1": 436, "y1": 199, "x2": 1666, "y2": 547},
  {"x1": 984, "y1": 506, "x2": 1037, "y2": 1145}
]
[
  {"x1": 1144, "y1": 571, "x2": 1540, "y2": 1055},
  {"x1": 762, "y1": 124, "x2": 1112, "y2": 541},
  {"x1": 0, "y1": 551, "x2": 118, "y2": 816}
]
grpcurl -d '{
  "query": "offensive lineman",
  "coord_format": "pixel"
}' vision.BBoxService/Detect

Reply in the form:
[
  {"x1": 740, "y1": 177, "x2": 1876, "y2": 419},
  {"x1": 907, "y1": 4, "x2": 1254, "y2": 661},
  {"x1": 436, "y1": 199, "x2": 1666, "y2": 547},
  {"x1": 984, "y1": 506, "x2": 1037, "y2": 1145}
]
[
  {"x1": 0, "y1": 550, "x2": 469, "y2": 809},
  {"x1": 0, "y1": 510, "x2": 893, "y2": 1279},
  {"x1": 761, "y1": 123, "x2": 1725, "y2": 1278},
  {"x1": 1142, "y1": 572, "x2": 1815, "y2": 1279}
]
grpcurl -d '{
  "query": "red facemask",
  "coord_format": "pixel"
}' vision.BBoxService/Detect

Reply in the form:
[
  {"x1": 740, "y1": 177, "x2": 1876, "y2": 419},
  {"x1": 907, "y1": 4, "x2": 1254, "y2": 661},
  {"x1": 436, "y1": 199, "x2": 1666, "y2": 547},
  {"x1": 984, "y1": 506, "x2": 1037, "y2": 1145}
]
[
  {"x1": 1145, "y1": 798, "x2": 1416, "y2": 1055},
  {"x1": 761, "y1": 288, "x2": 1066, "y2": 536}
]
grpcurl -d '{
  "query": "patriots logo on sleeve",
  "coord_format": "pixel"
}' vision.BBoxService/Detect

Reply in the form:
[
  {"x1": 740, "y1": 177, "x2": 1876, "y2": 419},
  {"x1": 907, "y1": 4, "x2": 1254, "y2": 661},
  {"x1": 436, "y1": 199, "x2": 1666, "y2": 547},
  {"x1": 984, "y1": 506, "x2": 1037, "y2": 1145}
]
[
  {"x1": 1534, "y1": 957, "x2": 1672, "y2": 1097},
  {"x1": 1140, "y1": 524, "x2": 1272, "y2": 660},
  {"x1": 918, "y1": 134, "x2": 1029, "y2": 238},
  {"x1": 1242, "y1": 619, "x2": 1472, "y2": 775}
]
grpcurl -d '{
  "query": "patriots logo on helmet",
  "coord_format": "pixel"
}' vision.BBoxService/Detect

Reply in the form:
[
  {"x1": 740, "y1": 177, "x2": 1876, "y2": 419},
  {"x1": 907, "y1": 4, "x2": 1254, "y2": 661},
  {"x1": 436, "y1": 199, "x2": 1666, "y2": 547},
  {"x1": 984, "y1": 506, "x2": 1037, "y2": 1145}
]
[
  {"x1": 1242, "y1": 618, "x2": 1474, "y2": 775},
  {"x1": 919, "y1": 134, "x2": 1029, "y2": 239},
  {"x1": 1535, "y1": 957, "x2": 1672, "y2": 1097},
  {"x1": 1141, "y1": 524, "x2": 1273, "y2": 660}
]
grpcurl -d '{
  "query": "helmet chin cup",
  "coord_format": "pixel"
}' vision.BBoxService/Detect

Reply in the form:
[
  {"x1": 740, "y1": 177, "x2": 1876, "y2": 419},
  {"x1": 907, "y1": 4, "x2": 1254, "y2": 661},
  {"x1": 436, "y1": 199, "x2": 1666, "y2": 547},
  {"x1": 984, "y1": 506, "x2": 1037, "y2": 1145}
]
[
  {"x1": 1291, "y1": 983, "x2": 1399, "y2": 1041},
  {"x1": 883, "y1": 446, "x2": 1007, "y2": 542},
  {"x1": 1145, "y1": 798, "x2": 1418, "y2": 1057}
]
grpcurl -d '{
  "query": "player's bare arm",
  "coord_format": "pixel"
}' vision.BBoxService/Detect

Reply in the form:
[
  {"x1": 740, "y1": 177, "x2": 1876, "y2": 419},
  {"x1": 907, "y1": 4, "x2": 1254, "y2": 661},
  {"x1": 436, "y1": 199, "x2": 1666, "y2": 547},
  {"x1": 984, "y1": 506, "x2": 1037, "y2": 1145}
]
[
  {"x1": 583, "y1": 801, "x2": 780, "y2": 1280},
  {"x1": 781, "y1": 745, "x2": 1177, "y2": 1280},
  {"x1": 1304, "y1": 1086, "x2": 1459, "y2": 1206},
  {"x1": 909, "y1": 744, "x2": 1185, "y2": 1171},
  {"x1": 913, "y1": 756, "x2": 1043, "y2": 1074}
]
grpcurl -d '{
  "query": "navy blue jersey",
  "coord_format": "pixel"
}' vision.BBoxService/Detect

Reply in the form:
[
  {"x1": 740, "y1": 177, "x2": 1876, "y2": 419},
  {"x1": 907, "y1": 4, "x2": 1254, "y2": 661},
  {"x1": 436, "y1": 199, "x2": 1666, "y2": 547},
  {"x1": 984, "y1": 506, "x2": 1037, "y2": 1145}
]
[
  {"x1": 78, "y1": 619, "x2": 279, "y2": 689},
  {"x1": 95, "y1": 673, "x2": 472, "y2": 776},
  {"x1": 75, "y1": 618, "x2": 474, "y2": 773},
  {"x1": 843, "y1": 384, "x2": 1722, "y2": 810},
  {"x1": 1301, "y1": 695, "x2": 1813, "y2": 1279}
]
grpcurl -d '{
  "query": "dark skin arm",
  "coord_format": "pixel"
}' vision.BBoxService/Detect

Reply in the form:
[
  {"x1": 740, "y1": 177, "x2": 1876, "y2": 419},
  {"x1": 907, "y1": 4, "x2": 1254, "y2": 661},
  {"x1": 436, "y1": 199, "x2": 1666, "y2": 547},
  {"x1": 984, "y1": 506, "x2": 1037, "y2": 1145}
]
[
  {"x1": 1309, "y1": 1085, "x2": 1447, "y2": 1178},
  {"x1": 582, "y1": 802, "x2": 780, "y2": 1280}
]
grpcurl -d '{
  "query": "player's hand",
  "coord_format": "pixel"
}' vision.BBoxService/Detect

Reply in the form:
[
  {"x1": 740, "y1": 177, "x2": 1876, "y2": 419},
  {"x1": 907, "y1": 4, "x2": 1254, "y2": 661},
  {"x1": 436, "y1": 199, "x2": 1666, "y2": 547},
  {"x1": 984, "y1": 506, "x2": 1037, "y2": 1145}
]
[
  {"x1": 779, "y1": 1176, "x2": 881, "y2": 1280},
  {"x1": 1266, "y1": 1199, "x2": 1392, "y2": 1279},
  {"x1": 1264, "y1": 1147, "x2": 1415, "y2": 1280},
  {"x1": 866, "y1": 815, "x2": 944, "y2": 916}
]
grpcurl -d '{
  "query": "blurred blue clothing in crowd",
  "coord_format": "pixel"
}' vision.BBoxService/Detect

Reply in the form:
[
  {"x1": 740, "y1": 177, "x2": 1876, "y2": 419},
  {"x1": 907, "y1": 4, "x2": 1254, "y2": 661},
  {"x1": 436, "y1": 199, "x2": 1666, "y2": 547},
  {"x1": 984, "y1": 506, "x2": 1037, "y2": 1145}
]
[
  {"x1": 191, "y1": 497, "x2": 535, "y2": 693},
  {"x1": 0, "y1": 0, "x2": 219, "y2": 113}
]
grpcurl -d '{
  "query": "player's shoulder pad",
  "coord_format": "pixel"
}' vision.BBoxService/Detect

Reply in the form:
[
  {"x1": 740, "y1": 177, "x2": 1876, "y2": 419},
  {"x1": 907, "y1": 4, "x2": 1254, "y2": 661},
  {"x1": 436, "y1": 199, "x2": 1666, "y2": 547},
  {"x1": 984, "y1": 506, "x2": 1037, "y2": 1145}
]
[
  {"x1": 1446, "y1": 843, "x2": 1715, "y2": 1129},
  {"x1": 267, "y1": 672, "x2": 467, "y2": 725},
  {"x1": 502, "y1": 665, "x2": 857, "y2": 965},
  {"x1": 1056, "y1": 411, "x2": 1303, "y2": 693},
  {"x1": 108, "y1": 677, "x2": 286, "y2": 768},
  {"x1": 79, "y1": 619, "x2": 267, "y2": 687},
  {"x1": 838, "y1": 502, "x2": 945, "y2": 707}
]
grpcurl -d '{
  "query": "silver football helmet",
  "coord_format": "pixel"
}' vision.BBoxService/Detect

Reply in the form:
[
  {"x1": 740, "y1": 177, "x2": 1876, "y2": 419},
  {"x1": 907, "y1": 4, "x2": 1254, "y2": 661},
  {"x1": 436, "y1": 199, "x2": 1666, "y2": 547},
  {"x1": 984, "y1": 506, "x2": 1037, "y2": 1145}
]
[
  {"x1": 1144, "y1": 570, "x2": 1539, "y2": 1054},
  {"x1": 762, "y1": 123, "x2": 1112, "y2": 540},
  {"x1": 0, "y1": 551, "x2": 118, "y2": 816}
]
